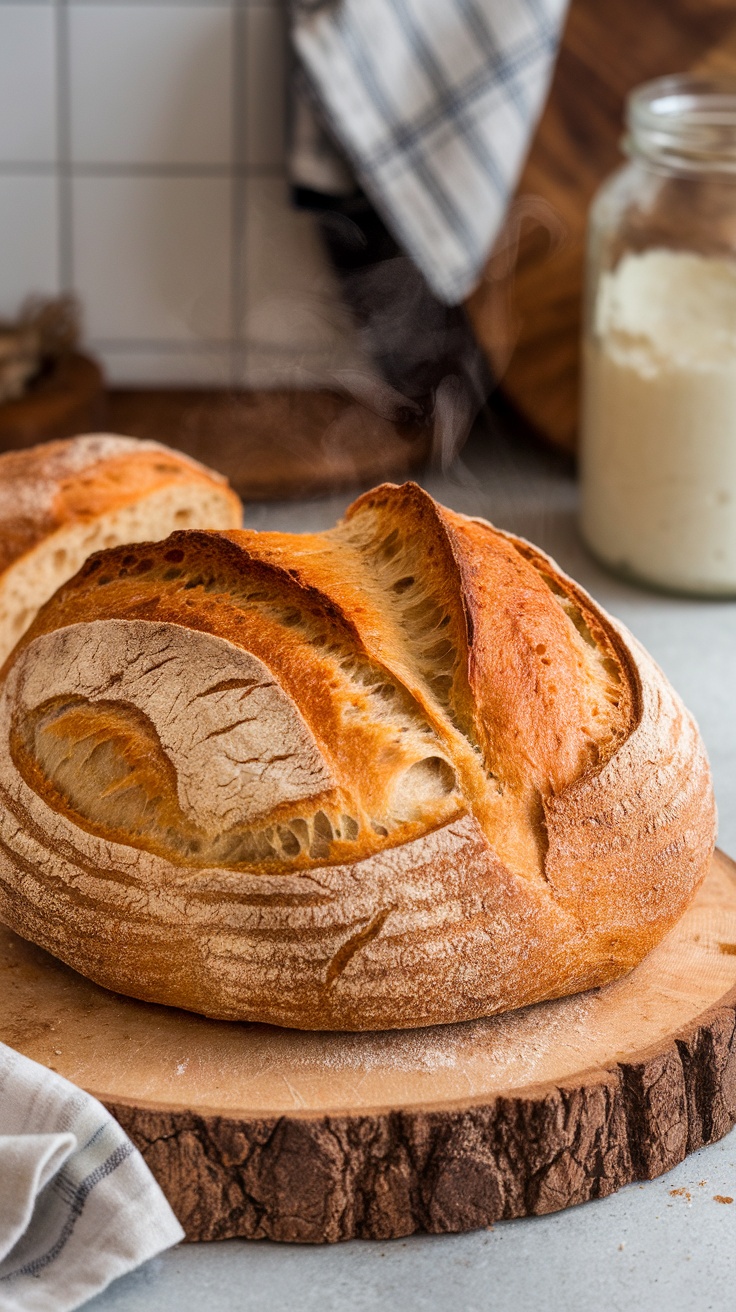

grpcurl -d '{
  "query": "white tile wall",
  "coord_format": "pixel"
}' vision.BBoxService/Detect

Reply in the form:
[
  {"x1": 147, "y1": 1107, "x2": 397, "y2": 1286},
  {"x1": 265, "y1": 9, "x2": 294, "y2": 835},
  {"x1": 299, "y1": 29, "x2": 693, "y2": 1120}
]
[
  {"x1": 0, "y1": 0, "x2": 364, "y2": 386},
  {"x1": 69, "y1": 5, "x2": 233, "y2": 165},
  {"x1": 243, "y1": 4, "x2": 286, "y2": 169},
  {"x1": 0, "y1": 176, "x2": 59, "y2": 317},
  {"x1": 242, "y1": 177, "x2": 358, "y2": 355},
  {"x1": 99, "y1": 344, "x2": 233, "y2": 386},
  {"x1": 72, "y1": 174, "x2": 232, "y2": 340},
  {"x1": 0, "y1": 6, "x2": 56, "y2": 164}
]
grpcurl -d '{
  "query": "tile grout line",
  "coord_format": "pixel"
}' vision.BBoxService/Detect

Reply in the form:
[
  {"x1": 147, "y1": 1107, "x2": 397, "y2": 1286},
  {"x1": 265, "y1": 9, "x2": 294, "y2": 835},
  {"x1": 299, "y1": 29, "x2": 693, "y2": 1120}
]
[
  {"x1": 8, "y1": 1, "x2": 282, "y2": 6},
  {"x1": 90, "y1": 339, "x2": 237, "y2": 351},
  {"x1": 90, "y1": 338, "x2": 336, "y2": 353},
  {"x1": 0, "y1": 1, "x2": 283, "y2": 5},
  {"x1": 0, "y1": 163, "x2": 282, "y2": 178},
  {"x1": 0, "y1": 163, "x2": 284, "y2": 177},
  {"x1": 1, "y1": 0, "x2": 287, "y2": 383},
  {"x1": 55, "y1": 0, "x2": 74, "y2": 293}
]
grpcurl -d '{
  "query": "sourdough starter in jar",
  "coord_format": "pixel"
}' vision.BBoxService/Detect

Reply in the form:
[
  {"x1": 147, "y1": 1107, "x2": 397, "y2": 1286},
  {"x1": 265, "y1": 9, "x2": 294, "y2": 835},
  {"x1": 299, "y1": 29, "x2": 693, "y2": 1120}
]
[
  {"x1": 581, "y1": 247, "x2": 736, "y2": 593},
  {"x1": 580, "y1": 74, "x2": 736, "y2": 595}
]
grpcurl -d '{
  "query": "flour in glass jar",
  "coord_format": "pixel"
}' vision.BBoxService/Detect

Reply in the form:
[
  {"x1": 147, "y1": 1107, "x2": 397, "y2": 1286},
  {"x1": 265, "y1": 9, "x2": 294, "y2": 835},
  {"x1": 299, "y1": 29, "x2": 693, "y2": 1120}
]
[{"x1": 581, "y1": 247, "x2": 736, "y2": 594}]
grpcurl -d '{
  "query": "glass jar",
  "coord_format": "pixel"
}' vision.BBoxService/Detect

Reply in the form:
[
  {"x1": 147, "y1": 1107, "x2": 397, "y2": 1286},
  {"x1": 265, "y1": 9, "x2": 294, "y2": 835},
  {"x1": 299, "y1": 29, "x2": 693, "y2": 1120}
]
[{"x1": 580, "y1": 76, "x2": 736, "y2": 595}]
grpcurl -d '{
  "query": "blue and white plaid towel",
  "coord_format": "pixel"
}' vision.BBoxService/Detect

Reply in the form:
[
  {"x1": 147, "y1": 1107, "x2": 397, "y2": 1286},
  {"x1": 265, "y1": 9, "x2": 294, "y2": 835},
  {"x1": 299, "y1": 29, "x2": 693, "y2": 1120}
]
[
  {"x1": 290, "y1": 0, "x2": 568, "y2": 304},
  {"x1": 0, "y1": 1044, "x2": 183, "y2": 1312}
]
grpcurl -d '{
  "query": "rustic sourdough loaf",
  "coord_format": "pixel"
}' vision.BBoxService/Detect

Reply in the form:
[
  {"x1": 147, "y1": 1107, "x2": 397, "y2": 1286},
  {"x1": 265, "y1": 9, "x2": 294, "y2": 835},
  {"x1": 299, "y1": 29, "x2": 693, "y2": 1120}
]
[
  {"x1": 0, "y1": 433, "x2": 242, "y2": 665},
  {"x1": 0, "y1": 482, "x2": 716, "y2": 1029}
]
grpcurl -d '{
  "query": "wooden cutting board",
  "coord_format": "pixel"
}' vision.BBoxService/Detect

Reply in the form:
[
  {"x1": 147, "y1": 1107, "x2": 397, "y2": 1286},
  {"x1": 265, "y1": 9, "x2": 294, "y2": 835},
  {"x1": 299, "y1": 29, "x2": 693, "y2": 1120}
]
[
  {"x1": 466, "y1": 2, "x2": 736, "y2": 451},
  {"x1": 105, "y1": 389, "x2": 431, "y2": 501},
  {"x1": 2, "y1": 849, "x2": 736, "y2": 1243},
  {"x1": 0, "y1": 354, "x2": 105, "y2": 447}
]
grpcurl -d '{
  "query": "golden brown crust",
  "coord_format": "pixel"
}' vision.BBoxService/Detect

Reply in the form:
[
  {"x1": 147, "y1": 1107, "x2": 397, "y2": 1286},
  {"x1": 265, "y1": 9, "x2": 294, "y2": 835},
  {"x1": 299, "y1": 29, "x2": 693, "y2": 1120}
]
[
  {"x1": 0, "y1": 483, "x2": 717, "y2": 1029},
  {"x1": 0, "y1": 433, "x2": 242, "y2": 667},
  {"x1": 0, "y1": 433, "x2": 238, "y2": 572}
]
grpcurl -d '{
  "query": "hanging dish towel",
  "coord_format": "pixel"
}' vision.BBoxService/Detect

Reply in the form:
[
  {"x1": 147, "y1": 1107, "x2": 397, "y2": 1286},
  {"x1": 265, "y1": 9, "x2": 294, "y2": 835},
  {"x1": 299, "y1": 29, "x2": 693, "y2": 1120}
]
[
  {"x1": 290, "y1": 0, "x2": 569, "y2": 304},
  {"x1": 0, "y1": 1043, "x2": 183, "y2": 1312}
]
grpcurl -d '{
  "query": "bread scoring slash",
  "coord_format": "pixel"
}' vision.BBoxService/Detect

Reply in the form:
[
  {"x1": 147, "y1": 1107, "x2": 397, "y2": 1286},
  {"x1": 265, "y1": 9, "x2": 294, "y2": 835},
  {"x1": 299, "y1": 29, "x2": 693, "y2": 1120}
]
[{"x1": 0, "y1": 482, "x2": 716, "y2": 1030}]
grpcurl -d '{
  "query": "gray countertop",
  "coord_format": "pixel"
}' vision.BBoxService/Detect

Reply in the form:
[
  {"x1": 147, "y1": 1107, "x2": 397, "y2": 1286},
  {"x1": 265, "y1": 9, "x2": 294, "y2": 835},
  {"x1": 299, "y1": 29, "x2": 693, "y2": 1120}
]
[{"x1": 85, "y1": 410, "x2": 736, "y2": 1312}]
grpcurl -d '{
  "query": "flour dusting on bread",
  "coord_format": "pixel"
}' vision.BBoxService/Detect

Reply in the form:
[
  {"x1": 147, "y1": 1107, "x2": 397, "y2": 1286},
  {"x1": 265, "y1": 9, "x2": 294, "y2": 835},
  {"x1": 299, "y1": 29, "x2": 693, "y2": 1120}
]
[
  {"x1": 0, "y1": 433, "x2": 241, "y2": 664},
  {"x1": 0, "y1": 481, "x2": 716, "y2": 1030}
]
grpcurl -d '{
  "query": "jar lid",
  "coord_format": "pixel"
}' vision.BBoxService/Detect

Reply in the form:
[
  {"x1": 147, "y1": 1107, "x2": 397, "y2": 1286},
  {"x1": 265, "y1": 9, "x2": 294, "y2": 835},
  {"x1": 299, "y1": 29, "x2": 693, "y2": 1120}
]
[{"x1": 627, "y1": 75, "x2": 736, "y2": 174}]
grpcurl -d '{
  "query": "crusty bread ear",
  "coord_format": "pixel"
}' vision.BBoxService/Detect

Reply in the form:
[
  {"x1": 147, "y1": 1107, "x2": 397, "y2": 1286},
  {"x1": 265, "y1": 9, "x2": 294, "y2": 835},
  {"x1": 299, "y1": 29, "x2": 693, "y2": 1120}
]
[
  {"x1": 234, "y1": 483, "x2": 634, "y2": 878},
  {"x1": 0, "y1": 433, "x2": 242, "y2": 665},
  {"x1": 0, "y1": 484, "x2": 715, "y2": 1030},
  {"x1": 337, "y1": 482, "x2": 477, "y2": 743}
]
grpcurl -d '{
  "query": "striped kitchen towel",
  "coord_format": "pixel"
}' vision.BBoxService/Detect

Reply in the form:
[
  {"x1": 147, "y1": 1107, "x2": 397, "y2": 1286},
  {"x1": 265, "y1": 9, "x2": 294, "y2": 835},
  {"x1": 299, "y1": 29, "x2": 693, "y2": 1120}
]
[
  {"x1": 0, "y1": 1044, "x2": 183, "y2": 1312},
  {"x1": 290, "y1": 0, "x2": 569, "y2": 305}
]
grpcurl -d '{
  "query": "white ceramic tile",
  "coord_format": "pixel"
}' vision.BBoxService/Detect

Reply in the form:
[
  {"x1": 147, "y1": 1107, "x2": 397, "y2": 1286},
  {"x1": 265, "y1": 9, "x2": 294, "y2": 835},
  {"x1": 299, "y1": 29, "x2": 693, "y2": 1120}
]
[
  {"x1": 0, "y1": 175, "x2": 59, "y2": 317},
  {"x1": 94, "y1": 344, "x2": 234, "y2": 386},
  {"x1": 69, "y1": 4, "x2": 233, "y2": 165},
  {"x1": 241, "y1": 348, "x2": 375, "y2": 390},
  {"x1": 240, "y1": 177, "x2": 365, "y2": 365},
  {"x1": 71, "y1": 175, "x2": 232, "y2": 340},
  {"x1": 69, "y1": 1, "x2": 232, "y2": 6},
  {"x1": 0, "y1": 7, "x2": 56, "y2": 163},
  {"x1": 244, "y1": 3, "x2": 286, "y2": 169}
]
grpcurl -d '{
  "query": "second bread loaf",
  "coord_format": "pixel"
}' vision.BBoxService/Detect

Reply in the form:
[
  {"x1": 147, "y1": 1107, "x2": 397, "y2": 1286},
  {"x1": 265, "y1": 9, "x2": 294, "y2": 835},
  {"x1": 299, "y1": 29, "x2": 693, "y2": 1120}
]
[{"x1": 0, "y1": 433, "x2": 242, "y2": 664}]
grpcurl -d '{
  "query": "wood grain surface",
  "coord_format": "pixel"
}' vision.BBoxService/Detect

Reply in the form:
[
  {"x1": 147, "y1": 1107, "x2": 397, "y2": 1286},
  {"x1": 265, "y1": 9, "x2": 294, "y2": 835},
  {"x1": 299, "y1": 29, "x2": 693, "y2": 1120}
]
[
  {"x1": 0, "y1": 353, "x2": 105, "y2": 448},
  {"x1": 466, "y1": 2, "x2": 736, "y2": 451},
  {"x1": 0, "y1": 385, "x2": 431, "y2": 502},
  {"x1": 2, "y1": 850, "x2": 736, "y2": 1242},
  {"x1": 107, "y1": 390, "x2": 431, "y2": 501}
]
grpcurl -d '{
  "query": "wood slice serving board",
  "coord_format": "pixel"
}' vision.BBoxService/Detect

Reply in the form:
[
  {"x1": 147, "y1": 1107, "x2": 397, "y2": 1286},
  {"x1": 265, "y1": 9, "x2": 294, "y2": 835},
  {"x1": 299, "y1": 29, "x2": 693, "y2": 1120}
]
[{"x1": 3, "y1": 850, "x2": 736, "y2": 1244}]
